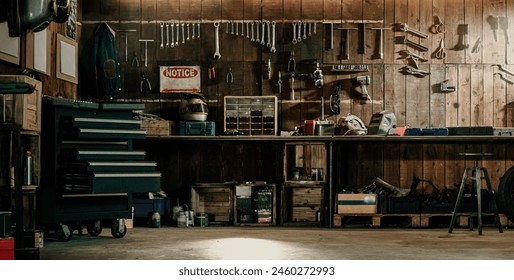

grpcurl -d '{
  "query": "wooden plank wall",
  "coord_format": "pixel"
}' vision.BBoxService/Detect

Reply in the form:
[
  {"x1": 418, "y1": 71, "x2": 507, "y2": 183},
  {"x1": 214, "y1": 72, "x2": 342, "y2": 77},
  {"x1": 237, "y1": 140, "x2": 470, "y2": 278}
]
[
  {"x1": 81, "y1": 0, "x2": 514, "y2": 129},
  {"x1": 85, "y1": 1, "x2": 514, "y2": 199}
]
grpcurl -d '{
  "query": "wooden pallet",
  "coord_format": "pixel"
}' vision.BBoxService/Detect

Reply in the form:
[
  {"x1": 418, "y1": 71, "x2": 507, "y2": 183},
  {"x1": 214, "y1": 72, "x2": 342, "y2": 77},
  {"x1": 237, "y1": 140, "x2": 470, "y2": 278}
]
[
  {"x1": 333, "y1": 213, "x2": 514, "y2": 228},
  {"x1": 333, "y1": 213, "x2": 421, "y2": 228}
]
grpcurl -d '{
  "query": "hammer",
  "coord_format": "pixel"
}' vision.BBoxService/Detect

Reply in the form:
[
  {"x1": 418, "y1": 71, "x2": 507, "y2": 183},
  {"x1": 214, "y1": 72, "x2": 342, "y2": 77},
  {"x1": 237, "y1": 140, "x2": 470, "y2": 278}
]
[
  {"x1": 371, "y1": 27, "x2": 392, "y2": 59},
  {"x1": 337, "y1": 27, "x2": 358, "y2": 60}
]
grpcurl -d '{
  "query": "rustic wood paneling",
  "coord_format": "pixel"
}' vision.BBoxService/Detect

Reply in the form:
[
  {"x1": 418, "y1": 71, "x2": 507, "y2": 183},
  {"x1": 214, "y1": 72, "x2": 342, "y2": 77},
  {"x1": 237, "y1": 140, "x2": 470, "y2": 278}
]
[
  {"x1": 482, "y1": 0, "x2": 506, "y2": 64},
  {"x1": 100, "y1": 0, "x2": 120, "y2": 21},
  {"x1": 429, "y1": 64, "x2": 446, "y2": 127},
  {"x1": 370, "y1": 64, "x2": 385, "y2": 119},
  {"x1": 431, "y1": 0, "x2": 445, "y2": 65},
  {"x1": 363, "y1": 0, "x2": 385, "y2": 64},
  {"x1": 465, "y1": 0, "x2": 483, "y2": 64},
  {"x1": 445, "y1": 0, "x2": 465, "y2": 64},
  {"x1": 445, "y1": 64, "x2": 459, "y2": 127},
  {"x1": 493, "y1": 65, "x2": 508, "y2": 126},
  {"x1": 470, "y1": 64, "x2": 484, "y2": 126},
  {"x1": 507, "y1": 0, "x2": 514, "y2": 64},
  {"x1": 342, "y1": 0, "x2": 363, "y2": 64},
  {"x1": 383, "y1": 143, "x2": 401, "y2": 187},
  {"x1": 458, "y1": 65, "x2": 472, "y2": 126},
  {"x1": 383, "y1": 0, "x2": 395, "y2": 64},
  {"x1": 483, "y1": 64, "x2": 495, "y2": 126},
  {"x1": 422, "y1": 143, "x2": 446, "y2": 193}
]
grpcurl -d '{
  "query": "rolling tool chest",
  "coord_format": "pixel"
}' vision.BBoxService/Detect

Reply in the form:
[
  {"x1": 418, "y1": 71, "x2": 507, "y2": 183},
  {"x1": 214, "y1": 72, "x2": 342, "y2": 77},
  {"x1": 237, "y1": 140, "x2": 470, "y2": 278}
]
[{"x1": 38, "y1": 97, "x2": 161, "y2": 240}]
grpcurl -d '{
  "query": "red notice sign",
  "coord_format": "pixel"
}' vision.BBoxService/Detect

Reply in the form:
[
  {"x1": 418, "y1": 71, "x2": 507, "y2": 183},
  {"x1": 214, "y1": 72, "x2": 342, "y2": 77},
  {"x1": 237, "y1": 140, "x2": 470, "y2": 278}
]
[{"x1": 160, "y1": 66, "x2": 201, "y2": 93}]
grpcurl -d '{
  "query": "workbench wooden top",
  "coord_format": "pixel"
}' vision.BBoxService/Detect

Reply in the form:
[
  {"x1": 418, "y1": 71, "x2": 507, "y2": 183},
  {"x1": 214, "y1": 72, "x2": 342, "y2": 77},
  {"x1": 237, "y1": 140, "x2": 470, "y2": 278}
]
[{"x1": 144, "y1": 135, "x2": 514, "y2": 143}]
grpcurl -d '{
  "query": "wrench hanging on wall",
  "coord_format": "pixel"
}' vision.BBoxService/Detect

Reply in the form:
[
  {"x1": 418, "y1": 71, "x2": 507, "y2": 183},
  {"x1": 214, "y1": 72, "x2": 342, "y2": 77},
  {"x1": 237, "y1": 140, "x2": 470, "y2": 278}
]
[{"x1": 213, "y1": 22, "x2": 221, "y2": 60}]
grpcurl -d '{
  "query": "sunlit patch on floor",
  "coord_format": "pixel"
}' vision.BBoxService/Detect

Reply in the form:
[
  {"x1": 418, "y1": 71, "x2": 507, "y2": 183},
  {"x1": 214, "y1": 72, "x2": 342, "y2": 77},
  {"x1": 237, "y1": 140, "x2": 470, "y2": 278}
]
[{"x1": 194, "y1": 237, "x2": 291, "y2": 259}]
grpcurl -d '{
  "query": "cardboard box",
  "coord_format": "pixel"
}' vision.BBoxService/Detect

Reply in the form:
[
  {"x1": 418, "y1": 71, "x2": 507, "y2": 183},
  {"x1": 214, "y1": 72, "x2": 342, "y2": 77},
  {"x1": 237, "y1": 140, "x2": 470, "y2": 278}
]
[
  {"x1": 337, "y1": 193, "x2": 377, "y2": 214},
  {"x1": 125, "y1": 207, "x2": 134, "y2": 229},
  {"x1": 0, "y1": 75, "x2": 42, "y2": 132},
  {"x1": 24, "y1": 230, "x2": 44, "y2": 248}
]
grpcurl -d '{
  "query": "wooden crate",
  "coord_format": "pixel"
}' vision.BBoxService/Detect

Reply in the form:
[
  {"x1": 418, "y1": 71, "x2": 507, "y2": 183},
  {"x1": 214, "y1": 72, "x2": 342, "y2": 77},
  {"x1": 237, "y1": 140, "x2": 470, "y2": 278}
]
[
  {"x1": 282, "y1": 183, "x2": 323, "y2": 225},
  {"x1": 0, "y1": 75, "x2": 42, "y2": 132},
  {"x1": 284, "y1": 142, "x2": 327, "y2": 183},
  {"x1": 190, "y1": 183, "x2": 234, "y2": 225},
  {"x1": 141, "y1": 119, "x2": 173, "y2": 136}
]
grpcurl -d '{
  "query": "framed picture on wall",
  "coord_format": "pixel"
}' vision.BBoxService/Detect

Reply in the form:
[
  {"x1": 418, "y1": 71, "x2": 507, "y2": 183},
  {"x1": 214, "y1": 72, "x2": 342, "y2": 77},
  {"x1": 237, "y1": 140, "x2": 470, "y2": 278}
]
[
  {"x1": 66, "y1": 0, "x2": 77, "y2": 40},
  {"x1": 56, "y1": 33, "x2": 78, "y2": 84},
  {"x1": 0, "y1": 22, "x2": 20, "y2": 65},
  {"x1": 26, "y1": 29, "x2": 51, "y2": 75}
]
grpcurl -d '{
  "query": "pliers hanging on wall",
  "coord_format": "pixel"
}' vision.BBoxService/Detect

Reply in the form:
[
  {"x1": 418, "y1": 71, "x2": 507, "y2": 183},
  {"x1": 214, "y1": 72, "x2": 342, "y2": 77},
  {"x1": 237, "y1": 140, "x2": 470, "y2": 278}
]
[
  {"x1": 226, "y1": 67, "x2": 233, "y2": 84},
  {"x1": 140, "y1": 71, "x2": 151, "y2": 95},
  {"x1": 287, "y1": 51, "x2": 296, "y2": 72},
  {"x1": 131, "y1": 52, "x2": 140, "y2": 68}
]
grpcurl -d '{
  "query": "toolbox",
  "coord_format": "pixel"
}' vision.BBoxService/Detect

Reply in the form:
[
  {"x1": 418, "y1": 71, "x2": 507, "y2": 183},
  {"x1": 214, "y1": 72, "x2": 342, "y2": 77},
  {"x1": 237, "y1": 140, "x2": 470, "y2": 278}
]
[
  {"x1": 405, "y1": 127, "x2": 449, "y2": 136},
  {"x1": 337, "y1": 193, "x2": 377, "y2": 214},
  {"x1": 447, "y1": 126, "x2": 514, "y2": 136},
  {"x1": 179, "y1": 121, "x2": 216, "y2": 136}
]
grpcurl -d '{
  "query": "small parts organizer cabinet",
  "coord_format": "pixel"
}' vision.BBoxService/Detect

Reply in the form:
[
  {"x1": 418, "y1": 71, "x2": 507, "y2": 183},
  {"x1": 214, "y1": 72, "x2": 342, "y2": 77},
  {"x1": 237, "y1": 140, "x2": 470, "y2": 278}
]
[
  {"x1": 282, "y1": 142, "x2": 326, "y2": 226},
  {"x1": 224, "y1": 96, "x2": 277, "y2": 135},
  {"x1": 39, "y1": 97, "x2": 161, "y2": 240}
]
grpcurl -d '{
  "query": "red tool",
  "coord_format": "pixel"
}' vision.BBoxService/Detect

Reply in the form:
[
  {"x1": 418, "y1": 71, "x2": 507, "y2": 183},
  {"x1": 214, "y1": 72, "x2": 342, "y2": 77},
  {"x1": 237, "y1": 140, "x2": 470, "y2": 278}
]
[{"x1": 208, "y1": 59, "x2": 215, "y2": 80}]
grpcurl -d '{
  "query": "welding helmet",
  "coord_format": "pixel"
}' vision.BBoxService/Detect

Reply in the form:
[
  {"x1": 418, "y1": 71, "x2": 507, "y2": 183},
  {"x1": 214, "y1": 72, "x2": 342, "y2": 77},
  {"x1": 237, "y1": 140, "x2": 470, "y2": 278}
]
[{"x1": 179, "y1": 93, "x2": 209, "y2": 121}]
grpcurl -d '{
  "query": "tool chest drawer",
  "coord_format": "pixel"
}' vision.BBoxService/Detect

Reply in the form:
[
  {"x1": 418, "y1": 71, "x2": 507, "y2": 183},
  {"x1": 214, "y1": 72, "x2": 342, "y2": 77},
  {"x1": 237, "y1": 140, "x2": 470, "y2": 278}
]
[{"x1": 62, "y1": 172, "x2": 162, "y2": 194}]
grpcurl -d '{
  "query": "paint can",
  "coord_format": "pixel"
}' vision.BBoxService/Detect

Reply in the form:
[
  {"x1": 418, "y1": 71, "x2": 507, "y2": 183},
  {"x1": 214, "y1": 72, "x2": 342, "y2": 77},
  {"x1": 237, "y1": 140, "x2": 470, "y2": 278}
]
[
  {"x1": 185, "y1": 210, "x2": 194, "y2": 227},
  {"x1": 150, "y1": 211, "x2": 161, "y2": 228},
  {"x1": 177, "y1": 211, "x2": 187, "y2": 228},
  {"x1": 195, "y1": 213, "x2": 208, "y2": 227}
]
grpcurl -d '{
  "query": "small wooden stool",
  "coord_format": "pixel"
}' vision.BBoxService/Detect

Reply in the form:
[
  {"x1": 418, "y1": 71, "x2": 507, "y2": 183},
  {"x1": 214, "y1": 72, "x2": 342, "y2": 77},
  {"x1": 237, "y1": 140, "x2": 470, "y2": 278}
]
[{"x1": 448, "y1": 153, "x2": 503, "y2": 235}]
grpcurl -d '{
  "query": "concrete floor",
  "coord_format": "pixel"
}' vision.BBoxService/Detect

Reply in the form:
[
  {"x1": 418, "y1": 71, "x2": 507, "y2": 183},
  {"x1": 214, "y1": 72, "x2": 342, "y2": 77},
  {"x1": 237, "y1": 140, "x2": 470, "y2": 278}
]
[{"x1": 39, "y1": 226, "x2": 514, "y2": 260}]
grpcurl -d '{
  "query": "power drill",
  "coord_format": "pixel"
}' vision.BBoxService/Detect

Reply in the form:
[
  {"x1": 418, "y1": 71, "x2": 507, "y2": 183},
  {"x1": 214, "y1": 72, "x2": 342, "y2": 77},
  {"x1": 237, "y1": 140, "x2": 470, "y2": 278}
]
[{"x1": 355, "y1": 76, "x2": 370, "y2": 100}]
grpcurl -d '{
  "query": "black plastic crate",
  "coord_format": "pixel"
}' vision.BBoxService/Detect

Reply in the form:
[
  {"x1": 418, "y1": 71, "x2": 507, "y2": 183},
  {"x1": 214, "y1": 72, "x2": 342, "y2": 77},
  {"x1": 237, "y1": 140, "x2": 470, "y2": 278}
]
[{"x1": 387, "y1": 196, "x2": 420, "y2": 214}]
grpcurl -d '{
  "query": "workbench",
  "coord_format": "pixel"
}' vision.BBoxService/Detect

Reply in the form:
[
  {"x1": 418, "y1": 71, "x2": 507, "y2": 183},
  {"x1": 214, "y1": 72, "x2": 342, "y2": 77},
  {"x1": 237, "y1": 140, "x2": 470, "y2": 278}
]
[{"x1": 140, "y1": 135, "x2": 514, "y2": 227}]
